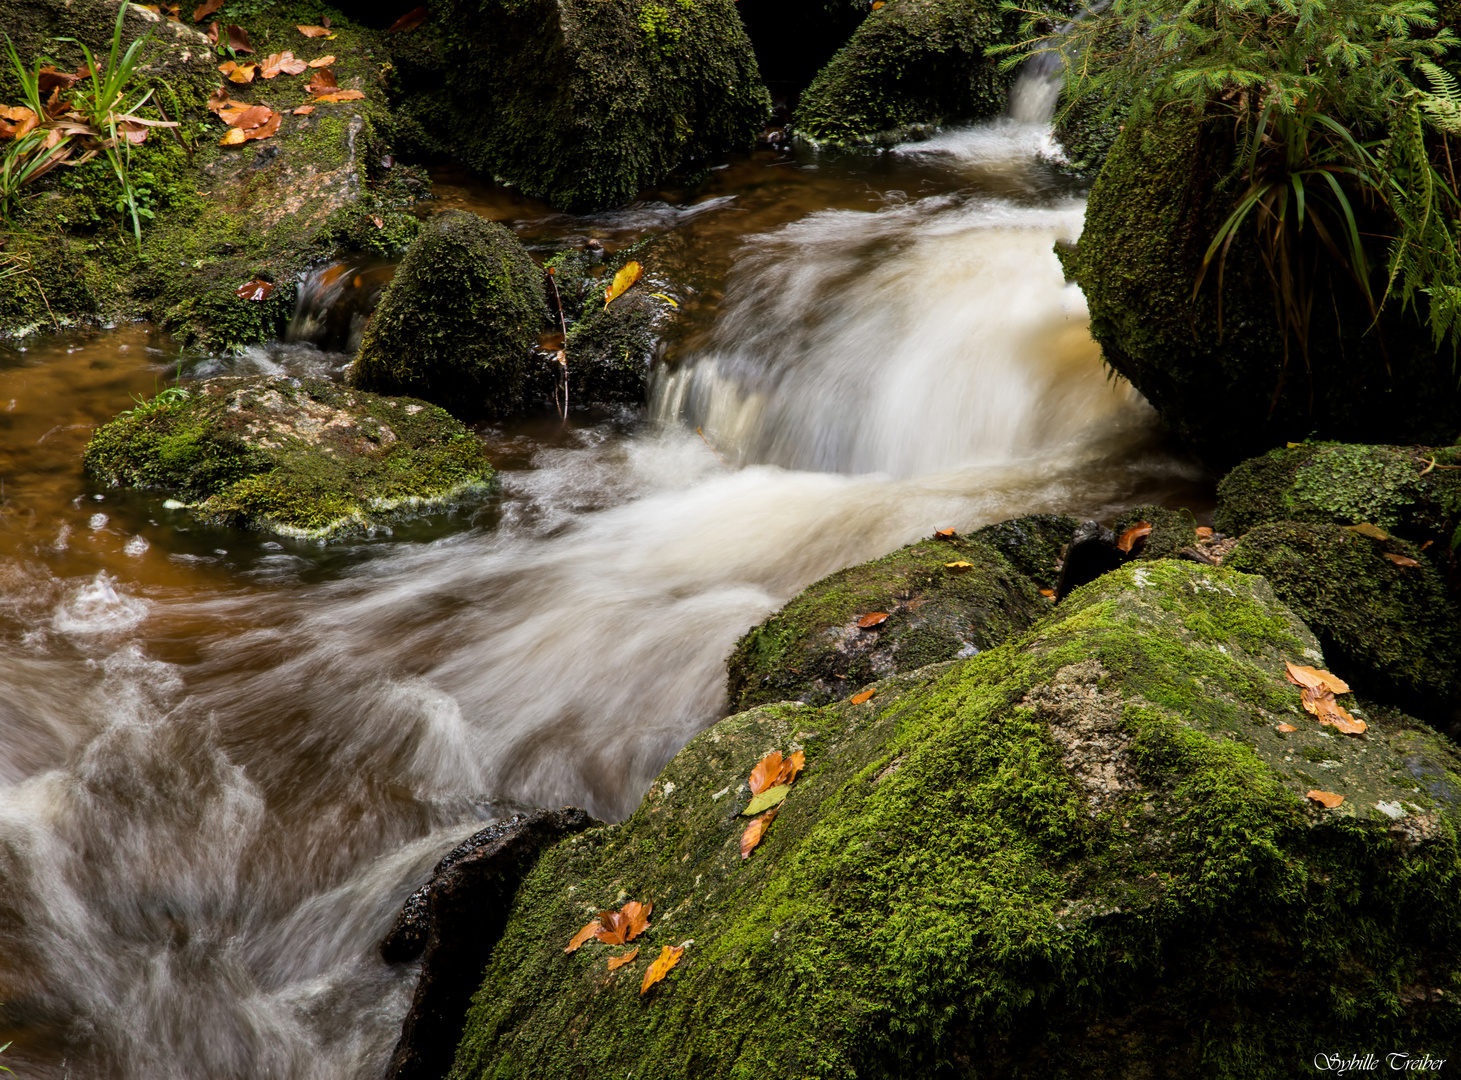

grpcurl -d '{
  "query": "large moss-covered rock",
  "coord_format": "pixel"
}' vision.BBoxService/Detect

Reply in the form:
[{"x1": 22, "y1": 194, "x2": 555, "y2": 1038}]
[
  {"x1": 450, "y1": 560, "x2": 1461, "y2": 1079},
  {"x1": 795, "y1": 0, "x2": 1013, "y2": 146},
  {"x1": 421, "y1": 0, "x2": 768, "y2": 210},
  {"x1": 352, "y1": 211, "x2": 549, "y2": 415},
  {"x1": 971, "y1": 513, "x2": 1079, "y2": 591},
  {"x1": 84, "y1": 375, "x2": 493, "y2": 539},
  {"x1": 725, "y1": 535, "x2": 1048, "y2": 711},
  {"x1": 1076, "y1": 113, "x2": 1461, "y2": 468},
  {"x1": 1224, "y1": 521, "x2": 1461, "y2": 718}
]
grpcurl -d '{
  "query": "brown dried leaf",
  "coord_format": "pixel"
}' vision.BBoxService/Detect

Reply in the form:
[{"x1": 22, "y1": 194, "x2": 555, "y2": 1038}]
[
  {"x1": 740, "y1": 807, "x2": 777, "y2": 859},
  {"x1": 640, "y1": 944, "x2": 684, "y2": 994},
  {"x1": 1276, "y1": 723, "x2": 1297, "y2": 733},
  {"x1": 565, "y1": 918, "x2": 601, "y2": 953},
  {"x1": 305, "y1": 67, "x2": 338, "y2": 93},
  {"x1": 219, "y1": 59, "x2": 257, "y2": 83},
  {"x1": 236, "y1": 279, "x2": 274, "y2": 301},
  {"x1": 607, "y1": 946, "x2": 639, "y2": 971},
  {"x1": 1116, "y1": 521, "x2": 1152, "y2": 553},
  {"x1": 193, "y1": 0, "x2": 224, "y2": 21},
  {"x1": 1307, "y1": 789, "x2": 1344, "y2": 809},
  {"x1": 225, "y1": 104, "x2": 272, "y2": 129},
  {"x1": 312, "y1": 89, "x2": 365, "y2": 102},
  {"x1": 1343, "y1": 522, "x2": 1390, "y2": 541},
  {"x1": 856, "y1": 612, "x2": 889, "y2": 629},
  {"x1": 261, "y1": 51, "x2": 308, "y2": 78},
  {"x1": 0, "y1": 106, "x2": 39, "y2": 141},
  {"x1": 1195, "y1": 526, "x2": 1214, "y2": 539},
  {"x1": 774, "y1": 750, "x2": 805, "y2": 787},
  {"x1": 850, "y1": 688, "x2": 877, "y2": 705},
  {"x1": 622, "y1": 900, "x2": 652, "y2": 942},
  {"x1": 225, "y1": 24, "x2": 255, "y2": 53},
  {"x1": 934, "y1": 527, "x2": 956, "y2": 539},
  {"x1": 292, "y1": 104, "x2": 315, "y2": 115},
  {"x1": 307, "y1": 54, "x2": 337, "y2": 67},
  {"x1": 593, "y1": 910, "x2": 630, "y2": 946},
  {"x1": 387, "y1": 6, "x2": 430, "y2": 32},
  {"x1": 1284, "y1": 661, "x2": 1350, "y2": 695},
  {"x1": 1384, "y1": 552, "x2": 1421, "y2": 567},
  {"x1": 749, "y1": 752, "x2": 784, "y2": 796},
  {"x1": 297, "y1": 24, "x2": 336, "y2": 38},
  {"x1": 37, "y1": 65, "x2": 81, "y2": 93}
]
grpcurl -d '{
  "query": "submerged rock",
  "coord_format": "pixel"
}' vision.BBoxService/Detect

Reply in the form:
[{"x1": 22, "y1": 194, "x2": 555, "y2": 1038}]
[
  {"x1": 725, "y1": 534, "x2": 1047, "y2": 711},
  {"x1": 794, "y1": 0, "x2": 1013, "y2": 146},
  {"x1": 352, "y1": 211, "x2": 549, "y2": 415},
  {"x1": 84, "y1": 375, "x2": 493, "y2": 539},
  {"x1": 448, "y1": 560, "x2": 1461, "y2": 1078}
]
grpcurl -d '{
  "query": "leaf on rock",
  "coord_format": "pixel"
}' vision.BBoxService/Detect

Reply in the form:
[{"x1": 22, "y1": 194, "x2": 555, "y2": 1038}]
[
  {"x1": 850, "y1": 688, "x2": 876, "y2": 705},
  {"x1": 565, "y1": 918, "x2": 602, "y2": 953},
  {"x1": 236, "y1": 279, "x2": 274, "y2": 301},
  {"x1": 742, "y1": 784, "x2": 790, "y2": 816},
  {"x1": 774, "y1": 750, "x2": 805, "y2": 787},
  {"x1": 219, "y1": 60, "x2": 256, "y2": 83},
  {"x1": 934, "y1": 527, "x2": 956, "y2": 539},
  {"x1": 1039, "y1": 588, "x2": 1056, "y2": 599},
  {"x1": 856, "y1": 612, "x2": 889, "y2": 629},
  {"x1": 594, "y1": 910, "x2": 630, "y2": 946},
  {"x1": 944, "y1": 560, "x2": 972, "y2": 571},
  {"x1": 313, "y1": 89, "x2": 365, "y2": 102},
  {"x1": 307, "y1": 54, "x2": 336, "y2": 67},
  {"x1": 37, "y1": 65, "x2": 83, "y2": 93},
  {"x1": 1195, "y1": 526, "x2": 1214, "y2": 539},
  {"x1": 604, "y1": 260, "x2": 643, "y2": 308},
  {"x1": 1284, "y1": 661, "x2": 1350, "y2": 695},
  {"x1": 607, "y1": 946, "x2": 639, "y2": 971},
  {"x1": 387, "y1": 6, "x2": 429, "y2": 32},
  {"x1": 1307, "y1": 789, "x2": 1344, "y2": 809},
  {"x1": 623, "y1": 899, "x2": 652, "y2": 941},
  {"x1": 297, "y1": 24, "x2": 336, "y2": 37},
  {"x1": 1343, "y1": 522, "x2": 1390, "y2": 541},
  {"x1": 1276, "y1": 723, "x2": 1297, "y2": 732},
  {"x1": 740, "y1": 807, "x2": 777, "y2": 858},
  {"x1": 225, "y1": 25, "x2": 255, "y2": 53},
  {"x1": 305, "y1": 67, "x2": 338, "y2": 93},
  {"x1": 1116, "y1": 521, "x2": 1152, "y2": 553},
  {"x1": 193, "y1": 0, "x2": 224, "y2": 21},
  {"x1": 261, "y1": 51, "x2": 308, "y2": 78},
  {"x1": 640, "y1": 944, "x2": 684, "y2": 994},
  {"x1": 1384, "y1": 553, "x2": 1421, "y2": 567},
  {"x1": 749, "y1": 752, "x2": 784, "y2": 796},
  {"x1": 218, "y1": 105, "x2": 279, "y2": 143},
  {"x1": 292, "y1": 104, "x2": 315, "y2": 114},
  {"x1": 1298, "y1": 684, "x2": 1367, "y2": 735},
  {"x1": 0, "y1": 106, "x2": 39, "y2": 140}
]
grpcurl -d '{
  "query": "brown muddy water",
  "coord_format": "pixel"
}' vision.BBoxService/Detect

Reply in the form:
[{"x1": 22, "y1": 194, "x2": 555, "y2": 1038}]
[{"x1": 0, "y1": 102, "x2": 1208, "y2": 1079}]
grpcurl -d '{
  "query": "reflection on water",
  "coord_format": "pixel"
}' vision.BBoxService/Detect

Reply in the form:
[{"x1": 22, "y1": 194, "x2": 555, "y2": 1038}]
[{"x1": 0, "y1": 112, "x2": 1204, "y2": 1079}]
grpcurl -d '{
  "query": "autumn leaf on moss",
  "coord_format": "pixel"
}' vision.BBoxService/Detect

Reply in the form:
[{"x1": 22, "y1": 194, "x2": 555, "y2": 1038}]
[
  {"x1": 1384, "y1": 553, "x2": 1421, "y2": 567},
  {"x1": 260, "y1": 51, "x2": 308, "y2": 78},
  {"x1": 193, "y1": 0, "x2": 224, "y2": 21},
  {"x1": 850, "y1": 688, "x2": 876, "y2": 704},
  {"x1": 313, "y1": 89, "x2": 365, "y2": 102},
  {"x1": 0, "y1": 106, "x2": 39, "y2": 140},
  {"x1": 297, "y1": 24, "x2": 336, "y2": 38},
  {"x1": 944, "y1": 560, "x2": 972, "y2": 571},
  {"x1": 1307, "y1": 789, "x2": 1344, "y2": 808},
  {"x1": 934, "y1": 527, "x2": 956, "y2": 539},
  {"x1": 224, "y1": 24, "x2": 255, "y2": 53},
  {"x1": 307, "y1": 55, "x2": 336, "y2": 67},
  {"x1": 565, "y1": 900, "x2": 652, "y2": 952},
  {"x1": 218, "y1": 60, "x2": 256, "y2": 83},
  {"x1": 1116, "y1": 521, "x2": 1152, "y2": 553},
  {"x1": 742, "y1": 784, "x2": 789, "y2": 816},
  {"x1": 1284, "y1": 661, "x2": 1350, "y2": 695},
  {"x1": 605, "y1": 261, "x2": 643, "y2": 308},
  {"x1": 749, "y1": 752, "x2": 784, "y2": 796},
  {"x1": 565, "y1": 919, "x2": 600, "y2": 953},
  {"x1": 305, "y1": 68, "x2": 338, "y2": 94},
  {"x1": 856, "y1": 612, "x2": 889, "y2": 628},
  {"x1": 607, "y1": 946, "x2": 639, "y2": 972},
  {"x1": 236, "y1": 279, "x2": 273, "y2": 301},
  {"x1": 740, "y1": 807, "x2": 777, "y2": 858},
  {"x1": 1343, "y1": 522, "x2": 1389, "y2": 540},
  {"x1": 1276, "y1": 723, "x2": 1297, "y2": 732},
  {"x1": 640, "y1": 944, "x2": 684, "y2": 994}
]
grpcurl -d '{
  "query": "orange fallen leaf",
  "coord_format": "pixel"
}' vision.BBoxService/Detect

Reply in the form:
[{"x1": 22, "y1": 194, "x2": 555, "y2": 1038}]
[
  {"x1": 305, "y1": 67, "x2": 337, "y2": 94},
  {"x1": 0, "y1": 106, "x2": 39, "y2": 140},
  {"x1": 1276, "y1": 723, "x2": 1297, "y2": 732},
  {"x1": 851, "y1": 688, "x2": 877, "y2": 705},
  {"x1": 749, "y1": 752, "x2": 784, "y2": 796},
  {"x1": 1039, "y1": 588, "x2": 1055, "y2": 598},
  {"x1": 623, "y1": 899, "x2": 652, "y2": 941},
  {"x1": 1384, "y1": 553, "x2": 1421, "y2": 567},
  {"x1": 1299, "y1": 684, "x2": 1367, "y2": 735},
  {"x1": 641, "y1": 944, "x2": 684, "y2": 994},
  {"x1": 307, "y1": 54, "x2": 336, "y2": 67},
  {"x1": 1116, "y1": 521, "x2": 1152, "y2": 553},
  {"x1": 219, "y1": 59, "x2": 256, "y2": 83},
  {"x1": 387, "y1": 5, "x2": 429, "y2": 32},
  {"x1": 605, "y1": 260, "x2": 643, "y2": 308},
  {"x1": 934, "y1": 527, "x2": 956, "y2": 539},
  {"x1": 944, "y1": 560, "x2": 972, "y2": 571},
  {"x1": 224, "y1": 24, "x2": 255, "y2": 53},
  {"x1": 36, "y1": 65, "x2": 84, "y2": 93},
  {"x1": 607, "y1": 946, "x2": 639, "y2": 971},
  {"x1": 857, "y1": 612, "x2": 889, "y2": 629},
  {"x1": 297, "y1": 24, "x2": 335, "y2": 37},
  {"x1": 1284, "y1": 661, "x2": 1350, "y2": 695},
  {"x1": 740, "y1": 807, "x2": 777, "y2": 858},
  {"x1": 872, "y1": 1, "x2": 884, "y2": 8},
  {"x1": 223, "y1": 103, "x2": 271, "y2": 128},
  {"x1": 1195, "y1": 526, "x2": 1214, "y2": 539},
  {"x1": 1307, "y1": 789, "x2": 1344, "y2": 809},
  {"x1": 313, "y1": 89, "x2": 365, "y2": 102},
  {"x1": 590, "y1": 899, "x2": 652, "y2": 946},
  {"x1": 193, "y1": 0, "x2": 224, "y2": 18},
  {"x1": 236, "y1": 279, "x2": 274, "y2": 301},
  {"x1": 775, "y1": 750, "x2": 805, "y2": 787},
  {"x1": 292, "y1": 104, "x2": 315, "y2": 115},
  {"x1": 565, "y1": 918, "x2": 601, "y2": 953},
  {"x1": 260, "y1": 51, "x2": 308, "y2": 78}
]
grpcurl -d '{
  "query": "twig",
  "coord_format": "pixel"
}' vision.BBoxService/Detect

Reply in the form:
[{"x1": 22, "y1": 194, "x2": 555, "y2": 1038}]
[
  {"x1": 696, "y1": 426, "x2": 729, "y2": 467},
  {"x1": 546, "y1": 268, "x2": 569, "y2": 422}
]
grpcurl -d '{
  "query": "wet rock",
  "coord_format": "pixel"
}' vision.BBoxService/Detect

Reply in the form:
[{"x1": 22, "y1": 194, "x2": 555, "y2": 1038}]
[
  {"x1": 352, "y1": 211, "x2": 549, "y2": 416},
  {"x1": 725, "y1": 533, "x2": 1047, "y2": 711},
  {"x1": 449, "y1": 561, "x2": 1461, "y2": 1078},
  {"x1": 971, "y1": 513, "x2": 1079, "y2": 591},
  {"x1": 383, "y1": 808, "x2": 597, "y2": 1080},
  {"x1": 83, "y1": 375, "x2": 493, "y2": 539},
  {"x1": 1054, "y1": 520, "x2": 1121, "y2": 598},
  {"x1": 795, "y1": 0, "x2": 1014, "y2": 147}
]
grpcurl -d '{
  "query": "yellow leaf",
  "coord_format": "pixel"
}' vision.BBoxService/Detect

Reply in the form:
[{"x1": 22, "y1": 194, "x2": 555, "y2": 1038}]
[
  {"x1": 1343, "y1": 522, "x2": 1390, "y2": 541},
  {"x1": 608, "y1": 946, "x2": 639, "y2": 971},
  {"x1": 640, "y1": 944, "x2": 684, "y2": 994},
  {"x1": 218, "y1": 126, "x2": 247, "y2": 145},
  {"x1": 604, "y1": 260, "x2": 643, "y2": 308},
  {"x1": 944, "y1": 560, "x2": 972, "y2": 571}
]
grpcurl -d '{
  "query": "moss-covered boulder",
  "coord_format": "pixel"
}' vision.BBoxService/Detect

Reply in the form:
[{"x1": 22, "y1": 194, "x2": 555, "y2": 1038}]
[
  {"x1": 419, "y1": 0, "x2": 768, "y2": 210},
  {"x1": 1076, "y1": 112, "x2": 1461, "y2": 467},
  {"x1": 84, "y1": 375, "x2": 493, "y2": 539},
  {"x1": 725, "y1": 535, "x2": 1050, "y2": 711},
  {"x1": 971, "y1": 513, "x2": 1079, "y2": 591},
  {"x1": 352, "y1": 211, "x2": 548, "y2": 415},
  {"x1": 1225, "y1": 521, "x2": 1461, "y2": 717},
  {"x1": 449, "y1": 560, "x2": 1461, "y2": 1078},
  {"x1": 794, "y1": 0, "x2": 1013, "y2": 146}
]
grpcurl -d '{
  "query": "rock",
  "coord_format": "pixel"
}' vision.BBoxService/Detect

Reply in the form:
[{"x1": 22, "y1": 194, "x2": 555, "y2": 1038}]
[
  {"x1": 421, "y1": 0, "x2": 769, "y2": 210},
  {"x1": 83, "y1": 375, "x2": 493, "y2": 539},
  {"x1": 725, "y1": 535, "x2": 1048, "y2": 712},
  {"x1": 352, "y1": 212, "x2": 549, "y2": 416},
  {"x1": 382, "y1": 809, "x2": 597, "y2": 1080},
  {"x1": 1054, "y1": 507, "x2": 1198, "y2": 599},
  {"x1": 447, "y1": 560, "x2": 1461, "y2": 1078},
  {"x1": 1224, "y1": 522, "x2": 1461, "y2": 723},
  {"x1": 794, "y1": 0, "x2": 1013, "y2": 147},
  {"x1": 1054, "y1": 520, "x2": 1122, "y2": 598},
  {"x1": 970, "y1": 513, "x2": 1079, "y2": 591},
  {"x1": 1074, "y1": 113, "x2": 1461, "y2": 468}
]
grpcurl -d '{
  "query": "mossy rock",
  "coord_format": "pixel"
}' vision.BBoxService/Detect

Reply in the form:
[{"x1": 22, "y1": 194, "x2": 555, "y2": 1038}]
[
  {"x1": 424, "y1": 0, "x2": 769, "y2": 210},
  {"x1": 794, "y1": 0, "x2": 1014, "y2": 147},
  {"x1": 725, "y1": 535, "x2": 1049, "y2": 712},
  {"x1": 1113, "y1": 503, "x2": 1199, "y2": 562},
  {"x1": 1076, "y1": 111, "x2": 1461, "y2": 468},
  {"x1": 352, "y1": 211, "x2": 549, "y2": 415},
  {"x1": 450, "y1": 561, "x2": 1461, "y2": 1079},
  {"x1": 83, "y1": 375, "x2": 493, "y2": 539},
  {"x1": 971, "y1": 513, "x2": 1079, "y2": 591},
  {"x1": 1216, "y1": 442, "x2": 1461, "y2": 545},
  {"x1": 1225, "y1": 521, "x2": 1461, "y2": 718}
]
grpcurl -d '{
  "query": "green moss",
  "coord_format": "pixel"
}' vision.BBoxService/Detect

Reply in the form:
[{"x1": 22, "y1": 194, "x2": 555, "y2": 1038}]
[
  {"x1": 451, "y1": 561, "x2": 1461, "y2": 1079},
  {"x1": 726, "y1": 535, "x2": 1049, "y2": 711},
  {"x1": 970, "y1": 513, "x2": 1079, "y2": 591},
  {"x1": 84, "y1": 375, "x2": 494, "y2": 538},
  {"x1": 794, "y1": 0, "x2": 1014, "y2": 147},
  {"x1": 1113, "y1": 503, "x2": 1199, "y2": 562}
]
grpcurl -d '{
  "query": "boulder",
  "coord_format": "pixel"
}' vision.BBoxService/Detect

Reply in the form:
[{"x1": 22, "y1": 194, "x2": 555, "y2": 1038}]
[
  {"x1": 352, "y1": 211, "x2": 549, "y2": 415},
  {"x1": 794, "y1": 0, "x2": 1013, "y2": 147},
  {"x1": 422, "y1": 0, "x2": 769, "y2": 210},
  {"x1": 725, "y1": 533, "x2": 1048, "y2": 711},
  {"x1": 448, "y1": 560, "x2": 1461, "y2": 1078},
  {"x1": 83, "y1": 375, "x2": 494, "y2": 539},
  {"x1": 970, "y1": 512, "x2": 1078, "y2": 591}
]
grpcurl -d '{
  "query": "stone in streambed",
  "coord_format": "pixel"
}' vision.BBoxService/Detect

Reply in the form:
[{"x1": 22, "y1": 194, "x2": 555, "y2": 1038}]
[{"x1": 84, "y1": 375, "x2": 493, "y2": 540}]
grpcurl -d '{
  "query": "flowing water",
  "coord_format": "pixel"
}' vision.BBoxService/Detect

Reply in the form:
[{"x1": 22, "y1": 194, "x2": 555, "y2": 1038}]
[{"x1": 0, "y1": 90, "x2": 1205, "y2": 1079}]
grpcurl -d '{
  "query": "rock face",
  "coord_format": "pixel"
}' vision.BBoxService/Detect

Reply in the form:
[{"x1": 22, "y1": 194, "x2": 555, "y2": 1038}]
[
  {"x1": 424, "y1": 0, "x2": 769, "y2": 210},
  {"x1": 448, "y1": 560, "x2": 1461, "y2": 1078},
  {"x1": 353, "y1": 212, "x2": 549, "y2": 415},
  {"x1": 1075, "y1": 114, "x2": 1461, "y2": 467},
  {"x1": 794, "y1": 0, "x2": 1013, "y2": 146},
  {"x1": 970, "y1": 513, "x2": 1078, "y2": 591},
  {"x1": 84, "y1": 375, "x2": 493, "y2": 539},
  {"x1": 725, "y1": 534, "x2": 1048, "y2": 711}
]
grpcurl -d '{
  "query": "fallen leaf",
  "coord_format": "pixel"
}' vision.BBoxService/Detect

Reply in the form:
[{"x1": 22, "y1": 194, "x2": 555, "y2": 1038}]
[
  {"x1": 260, "y1": 51, "x2": 309, "y2": 78},
  {"x1": 193, "y1": 0, "x2": 224, "y2": 21},
  {"x1": 292, "y1": 104, "x2": 315, "y2": 115},
  {"x1": 297, "y1": 24, "x2": 335, "y2": 38},
  {"x1": 872, "y1": 1, "x2": 884, "y2": 8},
  {"x1": 116, "y1": 120, "x2": 150, "y2": 144},
  {"x1": 774, "y1": 750, "x2": 805, "y2": 787},
  {"x1": 740, "y1": 807, "x2": 777, "y2": 858},
  {"x1": 305, "y1": 67, "x2": 338, "y2": 93},
  {"x1": 307, "y1": 54, "x2": 337, "y2": 67},
  {"x1": 387, "y1": 6, "x2": 429, "y2": 32},
  {"x1": 224, "y1": 103, "x2": 272, "y2": 128},
  {"x1": 1276, "y1": 723, "x2": 1297, "y2": 732},
  {"x1": 37, "y1": 65, "x2": 82, "y2": 93},
  {"x1": 857, "y1": 612, "x2": 889, "y2": 629},
  {"x1": 371, "y1": 215, "x2": 384, "y2": 228},
  {"x1": 1116, "y1": 521, "x2": 1152, "y2": 553},
  {"x1": 218, "y1": 106, "x2": 280, "y2": 143},
  {"x1": 565, "y1": 918, "x2": 601, "y2": 953},
  {"x1": 225, "y1": 24, "x2": 255, "y2": 53},
  {"x1": 236, "y1": 279, "x2": 273, "y2": 301},
  {"x1": 219, "y1": 59, "x2": 257, "y2": 83},
  {"x1": 593, "y1": 899, "x2": 651, "y2": 945},
  {"x1": 743, "y1": 784, "x2": 790, "y2": 816},
  {"x1": 218, "y1": 126, "x2": 248, "y2": 145},
  {"x1": 1039, "y1": 588, "x2": 1056, "y2": 599},
  {"x1": 1307, "y1": 789, "x2": 1345, "y2": 809},
  {"x1": 641, "y1": 944, "x2": 684, "y2": 994},
  {"x1": 1284, "y1": 662, "x2": 1351, "y2": 695},
  {"x1": 850, "y1": 688, "x2": 877, "y2": 705},
  {"x1": 1298, "y1": 684, "x2": 1368, "y2": 735},
  {"x1": 749, "y1": 752, "x2": 784, "y2": 796},
  {"x1": 607, "y1": 946, "x2": 639, "y2": 971},
  {"x1": 313, "y1": 89, "x2": 365, "y2": 102},
  {"x1": 1195, "y1": 526, "x2": 1214, "y2": 539},
  {"x1": 623, "y1": 900, "x2": 651, "y2": 941},
  {"x1": 0, "y1": 106, "x2": 39, "y2": 140},
  {"x1": 1343, "y1": 522, "x2": 1390, "y2": 541},
  {"x1": 1384, "y1": 553, "x2": 1421, "y2": 567},
  {"x1": 934, "y1": 527, "x2": 956, "y2": 539},
  {"x1": 605, "y1": 260, "x2": 643, "y2": 308},
  {"x1": 206, "y1": 20, "x2": 219, "y2": 44},
  {"x1": 944, "y1": 560, "x2": 972, "y2": 571}
]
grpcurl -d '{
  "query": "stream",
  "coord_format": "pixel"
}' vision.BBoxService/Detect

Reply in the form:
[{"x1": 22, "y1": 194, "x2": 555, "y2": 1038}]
[{"x1": 0, "y1": 98, "x2": 1204, "y2": 1078}]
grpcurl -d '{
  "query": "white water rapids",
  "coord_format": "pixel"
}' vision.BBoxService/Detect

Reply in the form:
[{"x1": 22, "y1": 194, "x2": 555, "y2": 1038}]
[{"x1": 0, "y1": 90, "x2": 1197, "y2": 1078}]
